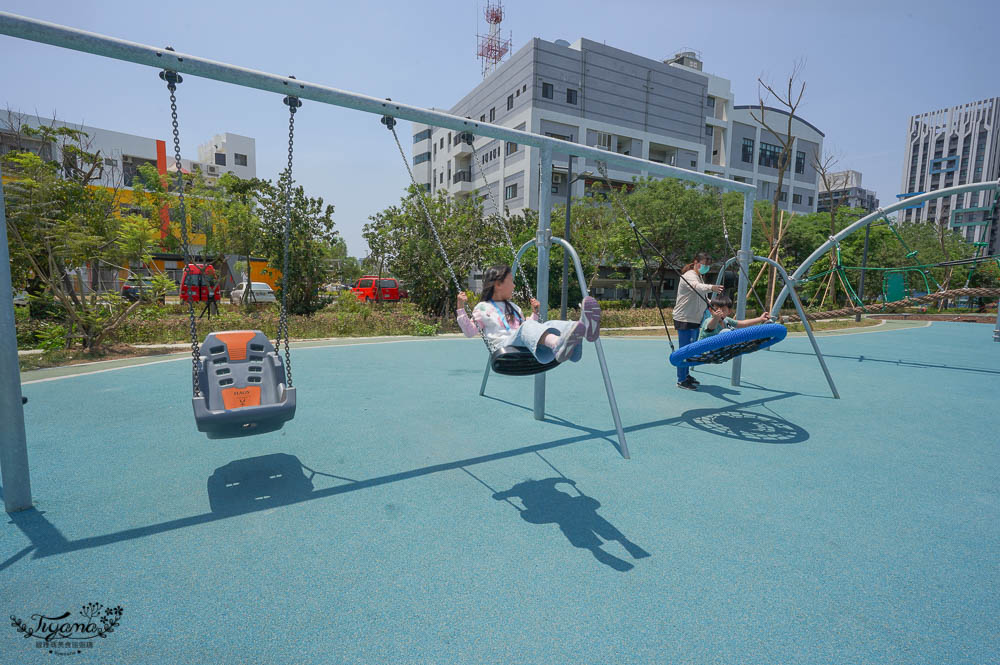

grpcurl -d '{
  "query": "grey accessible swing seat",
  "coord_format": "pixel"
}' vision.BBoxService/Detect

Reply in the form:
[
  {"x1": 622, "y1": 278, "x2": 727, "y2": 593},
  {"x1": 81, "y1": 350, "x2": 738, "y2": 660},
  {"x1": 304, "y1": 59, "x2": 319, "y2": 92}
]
[
  {"x1": 193, "y1": 331, "x2": 296, "y2": 439},
  {"x1": 160, "y1": 64, "x2": 302, "y2": 438}
]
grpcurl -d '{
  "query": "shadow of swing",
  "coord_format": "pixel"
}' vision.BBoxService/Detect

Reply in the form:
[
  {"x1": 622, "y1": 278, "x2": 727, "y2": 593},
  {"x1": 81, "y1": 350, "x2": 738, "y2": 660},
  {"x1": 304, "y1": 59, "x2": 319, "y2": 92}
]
[
  {"x1": 463, "y1": 455, "x2": 650, "y2": 573},
  {"x1": 207, "y1": 453, "x2": 357, "y2": 515},
  {"x1": 679, "y1": 383, "x2": 810, "y2": 444},
  {"x1": 684, "y1": 408, "x2": 809, "y2": 444}
]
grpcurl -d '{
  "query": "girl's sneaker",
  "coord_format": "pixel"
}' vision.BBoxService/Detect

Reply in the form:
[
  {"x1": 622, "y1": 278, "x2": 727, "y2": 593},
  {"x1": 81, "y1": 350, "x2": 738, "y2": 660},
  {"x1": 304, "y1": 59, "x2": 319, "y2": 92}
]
[
  {"x1": 554, "y1": 322, "x2": 585, "y2": 363},
  {"x1": 579, "y1": 296, "x2": 602, "y2": 342}
]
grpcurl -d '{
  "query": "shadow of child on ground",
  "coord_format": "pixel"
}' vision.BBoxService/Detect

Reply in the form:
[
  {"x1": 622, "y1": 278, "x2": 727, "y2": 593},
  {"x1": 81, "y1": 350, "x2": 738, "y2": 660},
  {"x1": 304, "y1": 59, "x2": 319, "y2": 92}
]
[{"x1": 492, "y1": 477, "x2": 649, "y2": 572}]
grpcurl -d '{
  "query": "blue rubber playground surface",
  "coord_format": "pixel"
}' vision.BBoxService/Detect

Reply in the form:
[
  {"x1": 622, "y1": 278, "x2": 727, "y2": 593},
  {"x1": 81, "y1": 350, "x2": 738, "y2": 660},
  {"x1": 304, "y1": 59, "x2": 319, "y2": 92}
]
[{"x1": 3, "y1": 321, "x2": 999, "y2": 664}]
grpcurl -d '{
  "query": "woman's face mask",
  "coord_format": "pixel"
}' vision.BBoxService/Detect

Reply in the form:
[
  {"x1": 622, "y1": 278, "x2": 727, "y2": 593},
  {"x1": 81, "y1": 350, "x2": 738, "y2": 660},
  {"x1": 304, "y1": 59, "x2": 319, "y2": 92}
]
[{"x1": 698, "y1": 264, "x2": 711, "y2": 275}]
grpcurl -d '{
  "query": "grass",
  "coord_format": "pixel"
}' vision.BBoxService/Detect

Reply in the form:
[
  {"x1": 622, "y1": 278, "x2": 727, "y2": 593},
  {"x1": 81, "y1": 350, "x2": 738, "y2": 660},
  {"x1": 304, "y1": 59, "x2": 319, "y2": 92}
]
[{"x1": 17, "y1": 344, "x2": 181, "y2": 371}]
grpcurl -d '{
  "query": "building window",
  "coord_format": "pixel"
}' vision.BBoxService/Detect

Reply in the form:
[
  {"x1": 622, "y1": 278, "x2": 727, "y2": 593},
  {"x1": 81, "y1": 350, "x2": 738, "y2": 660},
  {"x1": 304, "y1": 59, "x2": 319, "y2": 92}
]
[
  {"x1": 758, "y1": 142, "x2": 781, "y2": 168},
  {"x1": 705, "y1": 125, "x2": 713, "y2": 136},
  {"x1": 507, "y1": 94, "x2": 514, "y2": 110},
  {"x1": 794, "y1": 151, "x2": 805, "y2": 174},
  {"x1": 505, "y1": 183, "x2": 518, "y2": 199},
  {"x1": 741, "y1": 138, "x2": 754, "y2": 163},
  {"x1": 440, "y1": 137, "x2": 445, "y2": 149},
  {"x1": 707, "y1": 96, "x2": 715, "y2": 108},
  {"x1": 793, "y1": 193, "x2": 802, "y2": 204},
  {"x1": 542, "y1": 82, "x2": 553, "y2": 99},
  {"x1": 480, "y1": 114, "x2": 486, "y2": 122},
  {"x1": 104, "y1": 157, "x2": 117, "y2": 167},
  {"x1": 489, "y1": 107, "x2": 496, "y2": 122},
  {"x1": 413, "y1": 129, "x2": 432, "y2": 143},
  {"x1": 413, "y1": 152, "x2": 430, "y2": 165},
  {"x1": 522, "y1": 84, "x2": 527, "y2": 92},
  {"x1": 596, "y1": 132, "x2": 611, "y2": 151},
  {"x1": 433, "y1": 144, "x2": 437, "y2": 157},
  {"x1": 214, "y1": 153, "x2": 226, "y2": 166},
  {"x1": 505, "y1": 141, "x2": 518, "y2": 155},
  {"x1": 808, "y1": 196, "x2": 814, "y2": 206},
  {"x1": 440, "y1": 172, "x2": 444, "y2": 184},
  {"x1": 234, "y1": 153, "x2": 248, "y2": 167},
  {"x1": 566, "y1": 88, "x2": 578, "y2": 105},
  {"x1": 778, "y1": 191, "x2": 787, "y2": 202}
]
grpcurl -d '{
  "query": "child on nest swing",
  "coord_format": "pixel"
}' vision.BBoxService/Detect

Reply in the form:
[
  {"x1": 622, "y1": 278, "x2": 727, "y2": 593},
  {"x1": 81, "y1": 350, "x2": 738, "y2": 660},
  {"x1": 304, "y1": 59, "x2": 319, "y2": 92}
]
[
  {"x1": 699, "y1": 293, "x2": 770, "y2": 340},
  {"x1": 457, "y1": 265, "x2": 601, "y2": 364}
]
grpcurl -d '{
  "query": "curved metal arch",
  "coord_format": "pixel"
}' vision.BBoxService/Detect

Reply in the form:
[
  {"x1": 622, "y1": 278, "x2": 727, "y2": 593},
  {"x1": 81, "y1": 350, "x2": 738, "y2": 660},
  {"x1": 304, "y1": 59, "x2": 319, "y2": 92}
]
[
  {"x1": 716, "y1": 254, "x2": 839, "y2": 398},
  {"x1": 772, "y1": 180, "x2": 1000, "y2": 313}
]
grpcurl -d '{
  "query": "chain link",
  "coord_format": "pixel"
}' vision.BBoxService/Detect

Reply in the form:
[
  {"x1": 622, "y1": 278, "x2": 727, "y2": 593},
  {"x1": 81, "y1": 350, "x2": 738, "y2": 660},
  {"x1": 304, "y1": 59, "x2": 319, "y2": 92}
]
[
  {"x1": 387, "y1": 122, "x2": 493, "y2": 351},
  {"x1": 163, "y1": 71, "x2": 202, "y2": 397},
  {"x1": 468, "y1": 136, "x2": 534, "y2": 300},
  {"x1": 716, "y1": 188, "x2": 770, "y2": 315},
  {"x1": 277, "y1": 97, "x2": 299, "y2": 387}
]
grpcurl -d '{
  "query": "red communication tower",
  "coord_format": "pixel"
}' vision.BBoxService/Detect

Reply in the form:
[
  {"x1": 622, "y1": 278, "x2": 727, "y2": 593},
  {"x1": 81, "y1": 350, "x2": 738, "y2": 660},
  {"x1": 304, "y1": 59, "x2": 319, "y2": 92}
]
[{"x1": 477, "y1": 1, "x2": 511, "y2": 79}]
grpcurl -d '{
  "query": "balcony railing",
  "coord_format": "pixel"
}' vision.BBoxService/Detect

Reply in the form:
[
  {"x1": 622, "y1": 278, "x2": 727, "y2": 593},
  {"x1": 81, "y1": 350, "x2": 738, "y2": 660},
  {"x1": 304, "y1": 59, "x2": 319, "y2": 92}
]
[{"x1": 452, "y1": 170, "x2": 472, "y2": 184}]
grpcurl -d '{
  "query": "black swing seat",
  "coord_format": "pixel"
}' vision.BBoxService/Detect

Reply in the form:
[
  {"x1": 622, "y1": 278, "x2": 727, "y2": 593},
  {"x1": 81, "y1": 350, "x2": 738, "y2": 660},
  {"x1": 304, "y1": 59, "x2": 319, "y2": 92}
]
[
  {"x1": 193, "y1": 330, "x2": 296, "y2": 439},
  {"x1": 490, "y1": 345, "x2": 561, "y2": 376}
]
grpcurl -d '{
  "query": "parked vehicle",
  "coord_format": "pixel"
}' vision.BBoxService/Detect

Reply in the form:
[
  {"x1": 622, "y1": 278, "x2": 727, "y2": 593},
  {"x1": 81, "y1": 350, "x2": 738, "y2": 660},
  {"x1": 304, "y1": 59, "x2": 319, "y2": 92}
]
[
  {"x1": 12, "y1": 290, "x2": 29, "y2": 307},
  {"x1": 350, "y1": 276, "x2": 400, "y2": 302},
  {"x1": 121, "y1": 276, "x2": 165, "y2": 304},
  {"x1": 230, "y1": 281, "x2": 277, "y2": 305},
  {"x1": 180, "y1": 263, "x2": 221, "y2": 303}
]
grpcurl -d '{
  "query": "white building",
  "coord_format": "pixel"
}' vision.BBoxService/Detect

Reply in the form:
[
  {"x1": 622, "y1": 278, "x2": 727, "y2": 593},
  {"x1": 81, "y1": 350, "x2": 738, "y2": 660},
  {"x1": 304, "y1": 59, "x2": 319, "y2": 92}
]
[
  {"x1": 197, "y1": 133, "x2": 257, "y2": 180},
  {"x1": 0, "y1": 111, "x2": 256, "y2": 188},
  {"x1": 817, "y1": 169, "x2": 880, "y2": 213},
  {"x1": 411, "y1": 40, "x2": 823, "y2": 217},
  {"x1": 898, "y1": 98, "x2": 999, "y2": 251}
]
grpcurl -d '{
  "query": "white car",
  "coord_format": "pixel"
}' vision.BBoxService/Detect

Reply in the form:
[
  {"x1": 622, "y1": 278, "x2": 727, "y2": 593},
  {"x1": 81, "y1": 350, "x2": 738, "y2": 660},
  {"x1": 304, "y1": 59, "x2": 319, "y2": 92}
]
[{"x1": 230, "y1": 282, "x2": 277, "y2": 305}]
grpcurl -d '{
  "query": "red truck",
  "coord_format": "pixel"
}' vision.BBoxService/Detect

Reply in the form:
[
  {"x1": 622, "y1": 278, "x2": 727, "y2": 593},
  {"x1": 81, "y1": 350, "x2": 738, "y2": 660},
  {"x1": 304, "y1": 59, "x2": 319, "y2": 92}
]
[{"x1": 351, "y1": 276, "x2": 400, "y2": 302}]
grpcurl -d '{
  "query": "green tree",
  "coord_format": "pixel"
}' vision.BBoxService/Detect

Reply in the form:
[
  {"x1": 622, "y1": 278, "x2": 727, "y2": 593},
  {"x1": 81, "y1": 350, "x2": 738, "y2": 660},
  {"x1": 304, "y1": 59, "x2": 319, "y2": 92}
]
[
  {"x1": 3, "y1": 140, "x2": 157, "y2": 349},
  {"x1": 255, "y1": 169, "x2": 337, "y2": 315},
  {"x1": 365, "y1": 186, "x2": 495, "y2": 317}
]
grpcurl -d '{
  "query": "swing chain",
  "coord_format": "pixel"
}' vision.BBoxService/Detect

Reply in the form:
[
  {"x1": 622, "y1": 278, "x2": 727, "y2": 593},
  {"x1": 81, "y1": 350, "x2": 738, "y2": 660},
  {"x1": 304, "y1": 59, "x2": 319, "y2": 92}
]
[
  {"x1": 716, "y1": 187, "x2": 770, "y2": 316},
  {"x1": 468, "y1": 136, "x2": 534, "y2": 300},
  {"x1": 279, "y1": 90, "x2": 301, "y2": 388},
  {"x1": 160, "y1": 62, "x2": 201, "y2": 398},
  {"x1": 385, "y1": 118, "x2": 493, "y2": 352},
  {"x1": 594, "y1": 160, "x2": 678, "y2": 351}
]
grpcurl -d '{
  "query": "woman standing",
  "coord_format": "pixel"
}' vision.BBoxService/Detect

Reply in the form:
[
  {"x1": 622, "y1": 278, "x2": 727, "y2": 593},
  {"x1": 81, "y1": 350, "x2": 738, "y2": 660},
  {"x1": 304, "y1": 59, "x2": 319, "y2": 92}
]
[{"x1": 672, "y1": 252, "x2": 723, "y2": 390}]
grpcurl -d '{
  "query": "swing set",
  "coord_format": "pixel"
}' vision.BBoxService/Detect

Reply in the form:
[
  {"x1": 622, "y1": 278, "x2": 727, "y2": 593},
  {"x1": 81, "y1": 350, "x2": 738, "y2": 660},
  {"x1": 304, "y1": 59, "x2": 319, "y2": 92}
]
[{"x1": 4, "y1": 11, "x2": 999, "y2": 514}]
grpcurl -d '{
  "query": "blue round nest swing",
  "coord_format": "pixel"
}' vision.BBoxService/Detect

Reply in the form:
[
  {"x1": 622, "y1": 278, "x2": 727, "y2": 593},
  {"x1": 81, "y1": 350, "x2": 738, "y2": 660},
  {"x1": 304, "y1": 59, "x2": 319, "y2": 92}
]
[{"x1": 669, "y1": 323, "x2": 788, "y2": 368}]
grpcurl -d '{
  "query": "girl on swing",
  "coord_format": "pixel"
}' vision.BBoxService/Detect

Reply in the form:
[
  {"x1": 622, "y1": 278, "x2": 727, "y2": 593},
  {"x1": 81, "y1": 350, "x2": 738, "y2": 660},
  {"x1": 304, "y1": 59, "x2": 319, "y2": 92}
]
[{"x1": 457, "y1": 265, "x2": 601, "y2": 364}]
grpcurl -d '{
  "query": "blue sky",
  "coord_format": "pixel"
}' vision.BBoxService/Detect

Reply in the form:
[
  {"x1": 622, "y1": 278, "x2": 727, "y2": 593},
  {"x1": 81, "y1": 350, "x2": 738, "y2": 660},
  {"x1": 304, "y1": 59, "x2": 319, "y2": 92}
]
[{"x1": 1, "y1": 0, "x2": 997, "y2": 256}]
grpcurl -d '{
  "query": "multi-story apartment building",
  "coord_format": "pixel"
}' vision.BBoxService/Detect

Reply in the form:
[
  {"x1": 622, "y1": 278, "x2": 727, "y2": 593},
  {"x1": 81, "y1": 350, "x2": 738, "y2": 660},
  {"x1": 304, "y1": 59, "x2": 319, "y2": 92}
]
[
  {"x1": 412, "y1": 39, "x2": 824, "y2": 219},
  {"x1": 817, "y1": 170, "x2": 880, "y2": 213},
  {"x1": 898, "y1": 98, "x2": 999, "y2": 253}
]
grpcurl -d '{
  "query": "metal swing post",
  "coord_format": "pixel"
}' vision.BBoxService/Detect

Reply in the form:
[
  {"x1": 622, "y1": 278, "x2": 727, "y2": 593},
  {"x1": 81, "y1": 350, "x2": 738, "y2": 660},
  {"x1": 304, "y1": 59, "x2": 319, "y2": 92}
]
[
  {"x1": 731, "y1": 190, "x2": 755, "y2": 387},
  {"x1": 0, "y1": 163, "x2": 32, "y2": 513},
  {"x1": 533, "y1": 145, "x2": 553, "y2": 420}
]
